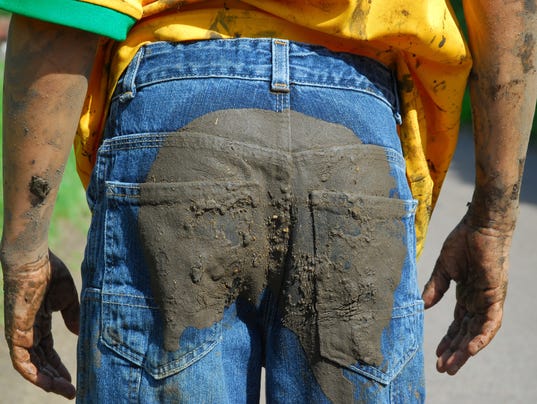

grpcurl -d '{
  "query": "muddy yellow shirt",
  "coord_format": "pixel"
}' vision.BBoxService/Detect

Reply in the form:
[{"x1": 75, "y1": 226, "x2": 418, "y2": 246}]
[{"x1": 0, "y1": 0, "x2": 472, "y2": 256}]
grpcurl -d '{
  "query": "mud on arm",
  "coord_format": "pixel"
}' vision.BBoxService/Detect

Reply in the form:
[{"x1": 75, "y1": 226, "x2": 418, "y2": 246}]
[
  {"x1": 0, "y1": 15, "x2": 98, "y2": 398},
  {"x1": 422, "y1": 0, "x2": 537, "y2": 374}
]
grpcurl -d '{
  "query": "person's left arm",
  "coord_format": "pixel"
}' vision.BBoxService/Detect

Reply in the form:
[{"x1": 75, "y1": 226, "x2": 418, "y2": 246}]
[{"x1": 423, "y1": 0, "x2": 537, "y2": 375}]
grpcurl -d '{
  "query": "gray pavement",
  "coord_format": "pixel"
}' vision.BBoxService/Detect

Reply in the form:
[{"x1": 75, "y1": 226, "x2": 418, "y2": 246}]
[{"x1": 1, "y1": 128, "x2": 536, "y2": 402}]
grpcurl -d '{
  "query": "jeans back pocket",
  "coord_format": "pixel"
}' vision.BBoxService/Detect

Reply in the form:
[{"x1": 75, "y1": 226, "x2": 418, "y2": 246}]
[
  {"x1": 310, "y1": 190, "x2": 422, "y2": 385},
  {"x1": 136, "y1": 180, "x2": 267, "y2": 351},
  {"x1": 100, "y1": 182, "x2": 263, "y2": 379}
]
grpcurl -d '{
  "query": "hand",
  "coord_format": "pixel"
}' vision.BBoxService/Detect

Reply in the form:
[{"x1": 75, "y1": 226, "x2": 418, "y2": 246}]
[
  {"x1": 3, "y1": 250, "x2": 79, "y2": 399},
  {"x1": 422, "y1": 216, "x2": 510, "y2": 375}
]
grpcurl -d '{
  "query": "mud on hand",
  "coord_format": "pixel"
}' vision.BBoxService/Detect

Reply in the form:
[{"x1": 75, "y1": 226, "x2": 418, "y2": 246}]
[
  {"x1": 422, "y1": 218, "x2": 510, "y2": 375},
  {"x1": 2, "y1": 250, "x2": 79, "y2": 399}
]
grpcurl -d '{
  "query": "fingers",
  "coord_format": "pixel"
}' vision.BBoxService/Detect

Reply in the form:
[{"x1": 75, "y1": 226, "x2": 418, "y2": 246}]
[
  {"x1": 437, "y1": 348, "x2": 471, "y2": 376},
  {"x1": 435, "y1": 306, "x2": 503, "y2": 375},
  {"x1": 422, "y1": 226, "x2": 467, "y2": 309},
  {"x1": 422, "y1": 258, "x2": 452, "y2": 309},
  {"x1": 47, "y1": 251, "x2": 80, "y2": 335},
  {"x1": 11, "y1": 344, "x2": 76, "y2": 400},
  {"x1": 13, "y1": 329, "x2": 75, "y2": 398},
  {"x1": 61, "y1": 301, "x2": 81, "y2": 336},
  {"x1": 40, "y1": 330, "x2": 72, "y2": 382},
  {"x1": 425, "y1": 219, "x2": 511, "y2": 374}
]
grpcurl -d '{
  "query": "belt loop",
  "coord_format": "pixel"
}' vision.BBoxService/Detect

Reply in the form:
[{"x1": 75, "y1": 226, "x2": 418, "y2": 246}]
[
  {"x1": 119, "y1": 45, "x2": 145, "y2": 103},
  {"x1": 271, "y1": 39, "x2": 290, "y2": 93}
]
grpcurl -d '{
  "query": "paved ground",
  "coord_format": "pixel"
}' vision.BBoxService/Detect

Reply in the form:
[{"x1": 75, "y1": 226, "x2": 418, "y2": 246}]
[{"x1": 1, "y1": 128, "x2": 536, "y2": 402}]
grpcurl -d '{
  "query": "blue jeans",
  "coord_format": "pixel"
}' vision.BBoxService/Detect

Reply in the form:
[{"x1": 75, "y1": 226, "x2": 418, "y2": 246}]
[{"x1": 77, "y1": 39, "x2": 425, "y2": 403}]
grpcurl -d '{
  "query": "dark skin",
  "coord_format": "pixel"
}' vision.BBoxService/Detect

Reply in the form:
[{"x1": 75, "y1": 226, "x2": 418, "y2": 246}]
[
  {"x1": 2, "y1": 1, "x2": 537, "y2": 397},
  {"x1": 422, "y1": 0, "x2": 537, "y2": 375},
  {"x1": 1, "y1": 16, "x2": 99, "y2": 399}
]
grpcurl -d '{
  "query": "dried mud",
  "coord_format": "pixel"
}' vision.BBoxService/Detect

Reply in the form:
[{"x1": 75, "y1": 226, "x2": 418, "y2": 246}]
[{"x1": 29, "y1": 175, "x2": 51, "y2": 206}]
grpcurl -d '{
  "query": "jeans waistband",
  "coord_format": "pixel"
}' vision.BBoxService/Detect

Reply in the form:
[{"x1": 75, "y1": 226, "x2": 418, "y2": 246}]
[{"x1": 116, "y1": 38, "x2": 401, "y2": 118}]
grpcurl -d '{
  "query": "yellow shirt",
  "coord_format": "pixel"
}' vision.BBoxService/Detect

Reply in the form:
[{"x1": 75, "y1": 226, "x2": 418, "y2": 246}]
[{"x1": 2, "y1": 0, "x2": 472, "y2": 256}]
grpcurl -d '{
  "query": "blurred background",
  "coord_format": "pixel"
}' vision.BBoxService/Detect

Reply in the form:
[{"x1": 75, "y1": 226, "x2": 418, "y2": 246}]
[{"x1": 0, "y1": 2, "x2": 536, "y2": 402}]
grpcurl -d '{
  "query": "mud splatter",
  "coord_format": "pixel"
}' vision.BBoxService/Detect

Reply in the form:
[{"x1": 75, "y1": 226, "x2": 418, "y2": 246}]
[
  {"x1": 208, "y1": 9, "x2": 238, "y2": 37},
  {"x1": 433, "y1": 80, "x2": 447, "y2": 93},
  {"x1": 518, "y1": 33, "x2": 536, "y2": 73},
  {"x1": 488, "y1": 79, "x2": 523, "y2": 101},
  {"x1": 349, "y1": 1, "x2": 372, "y2": 38},
  {"x1": 525, "y1": 0, "x2": 537, "y2": 14},
  {"x1": 138, "y1": 181, "x2": 267, "y2": 351},
  {"x1": 398, "y1": 74, "x2": 414, "y2": 93},
  {"x1": 29, "y1": 175, "x2": 51, "y2": 206},
  {"x1": 311, "y1": 192, "x2": 407, "y2": 367}
]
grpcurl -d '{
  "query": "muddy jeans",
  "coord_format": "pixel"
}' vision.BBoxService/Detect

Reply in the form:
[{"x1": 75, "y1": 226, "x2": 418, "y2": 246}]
[{"x1": 77, "y1": 39, "x2": 425, "y2": 403}]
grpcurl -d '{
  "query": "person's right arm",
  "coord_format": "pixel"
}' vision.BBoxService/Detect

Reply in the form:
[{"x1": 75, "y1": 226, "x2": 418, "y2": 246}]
[{"x1": 1, "y1": 15, "x2": 99, "y2": 398}]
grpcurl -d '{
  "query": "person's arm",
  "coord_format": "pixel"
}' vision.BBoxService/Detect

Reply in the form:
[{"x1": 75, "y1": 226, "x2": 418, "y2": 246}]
[
  {"x1": 0, "y1": 15, "x2": 99, "y2": 398},
  {"x1": 422, "y1": 0, "x2": 537, "y2": 375}
]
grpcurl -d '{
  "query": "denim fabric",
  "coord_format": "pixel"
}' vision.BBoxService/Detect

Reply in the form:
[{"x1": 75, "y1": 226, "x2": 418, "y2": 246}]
[{"x1": 78, "y1": 39, "x2": 425, "y2": 403}]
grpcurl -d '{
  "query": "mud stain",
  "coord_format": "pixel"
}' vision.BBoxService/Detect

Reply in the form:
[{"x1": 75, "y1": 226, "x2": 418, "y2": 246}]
[
  {"x1": 518, "y1": 33, "x2": 536, "y2": 74},
  {"x1": 137, "y1": 109, "x2": 408, "y2": 402},
  {"x1": 29, "y1": 175, "x2": 51, "y2": 206},
  {"x1": 525, "y1": 0, "x2": 537, "y2": 14},
  {"x1": 398, "y1": 74, "x2": 414, "y2": 93},
  {"x1": 349, "y1": 1, "x2": 372, "y2": 38}
]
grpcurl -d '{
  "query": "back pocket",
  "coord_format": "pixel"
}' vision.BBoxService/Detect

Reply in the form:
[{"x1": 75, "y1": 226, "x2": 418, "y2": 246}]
[
  {"x1": 136, "y1": 180, "x2": 267, "y2": 352},
  {"x1": 310, "y1": 190, "x2": 422, "y2": 385},
  {"x1": 100, "y1": 180, "x2": 250, "y2": 380}
]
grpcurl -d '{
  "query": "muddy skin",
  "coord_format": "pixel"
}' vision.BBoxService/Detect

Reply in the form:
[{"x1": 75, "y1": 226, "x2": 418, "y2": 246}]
[
  {"x1": 517, "y1": 33, "x2": 536, "y2": 74},
  {"x1": 2, "y1": 254, "x2": 50, "y2": 349},
  {"x1": 2, "y1": 250, "x2": 79, "y2": 399},
  {"x1": 488, "y1": 79, "x2": 523, "y2": 102},
  {"x1": 469, "y1": 164, "x2": 522, "y2": 231},
  {"x1": 526, "y1": 0, "x2": 537, "y2": 14},
  {"x1": 137, "y1": 109, "x2": 408, "y2": 402}
]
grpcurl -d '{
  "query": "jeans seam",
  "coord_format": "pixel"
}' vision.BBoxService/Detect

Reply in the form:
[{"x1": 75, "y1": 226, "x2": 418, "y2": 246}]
[
  {"x1": 129, "y1": 365, "x2": 141, "y2": 404},
  {"x1": 135, "y1": 75, "x2": 270, "y2": 91},
  {"x1": 103, "y1": 301, "x2": 159, "y2": 309},
  {"x1": 293, "y1": 80, "x2": 397, "y2": 111},
  {"x1": 131, "y1": 76, "x2": 395, "y2": 112},
  {"x1": 102, "y1": 140, "x2": 401, "y2": 168}
]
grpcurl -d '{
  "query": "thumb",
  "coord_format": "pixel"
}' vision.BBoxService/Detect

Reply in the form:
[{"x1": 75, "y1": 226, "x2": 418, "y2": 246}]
[
  {"x1": 47, "y1": 251, "x2": 80, "y2": 335},
  {"x1": 422, "y1": 259, "x2": 452, "y2": 309},
  {"x1": 61, "y1": 298, "x2": 80, "y2": 336}
]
